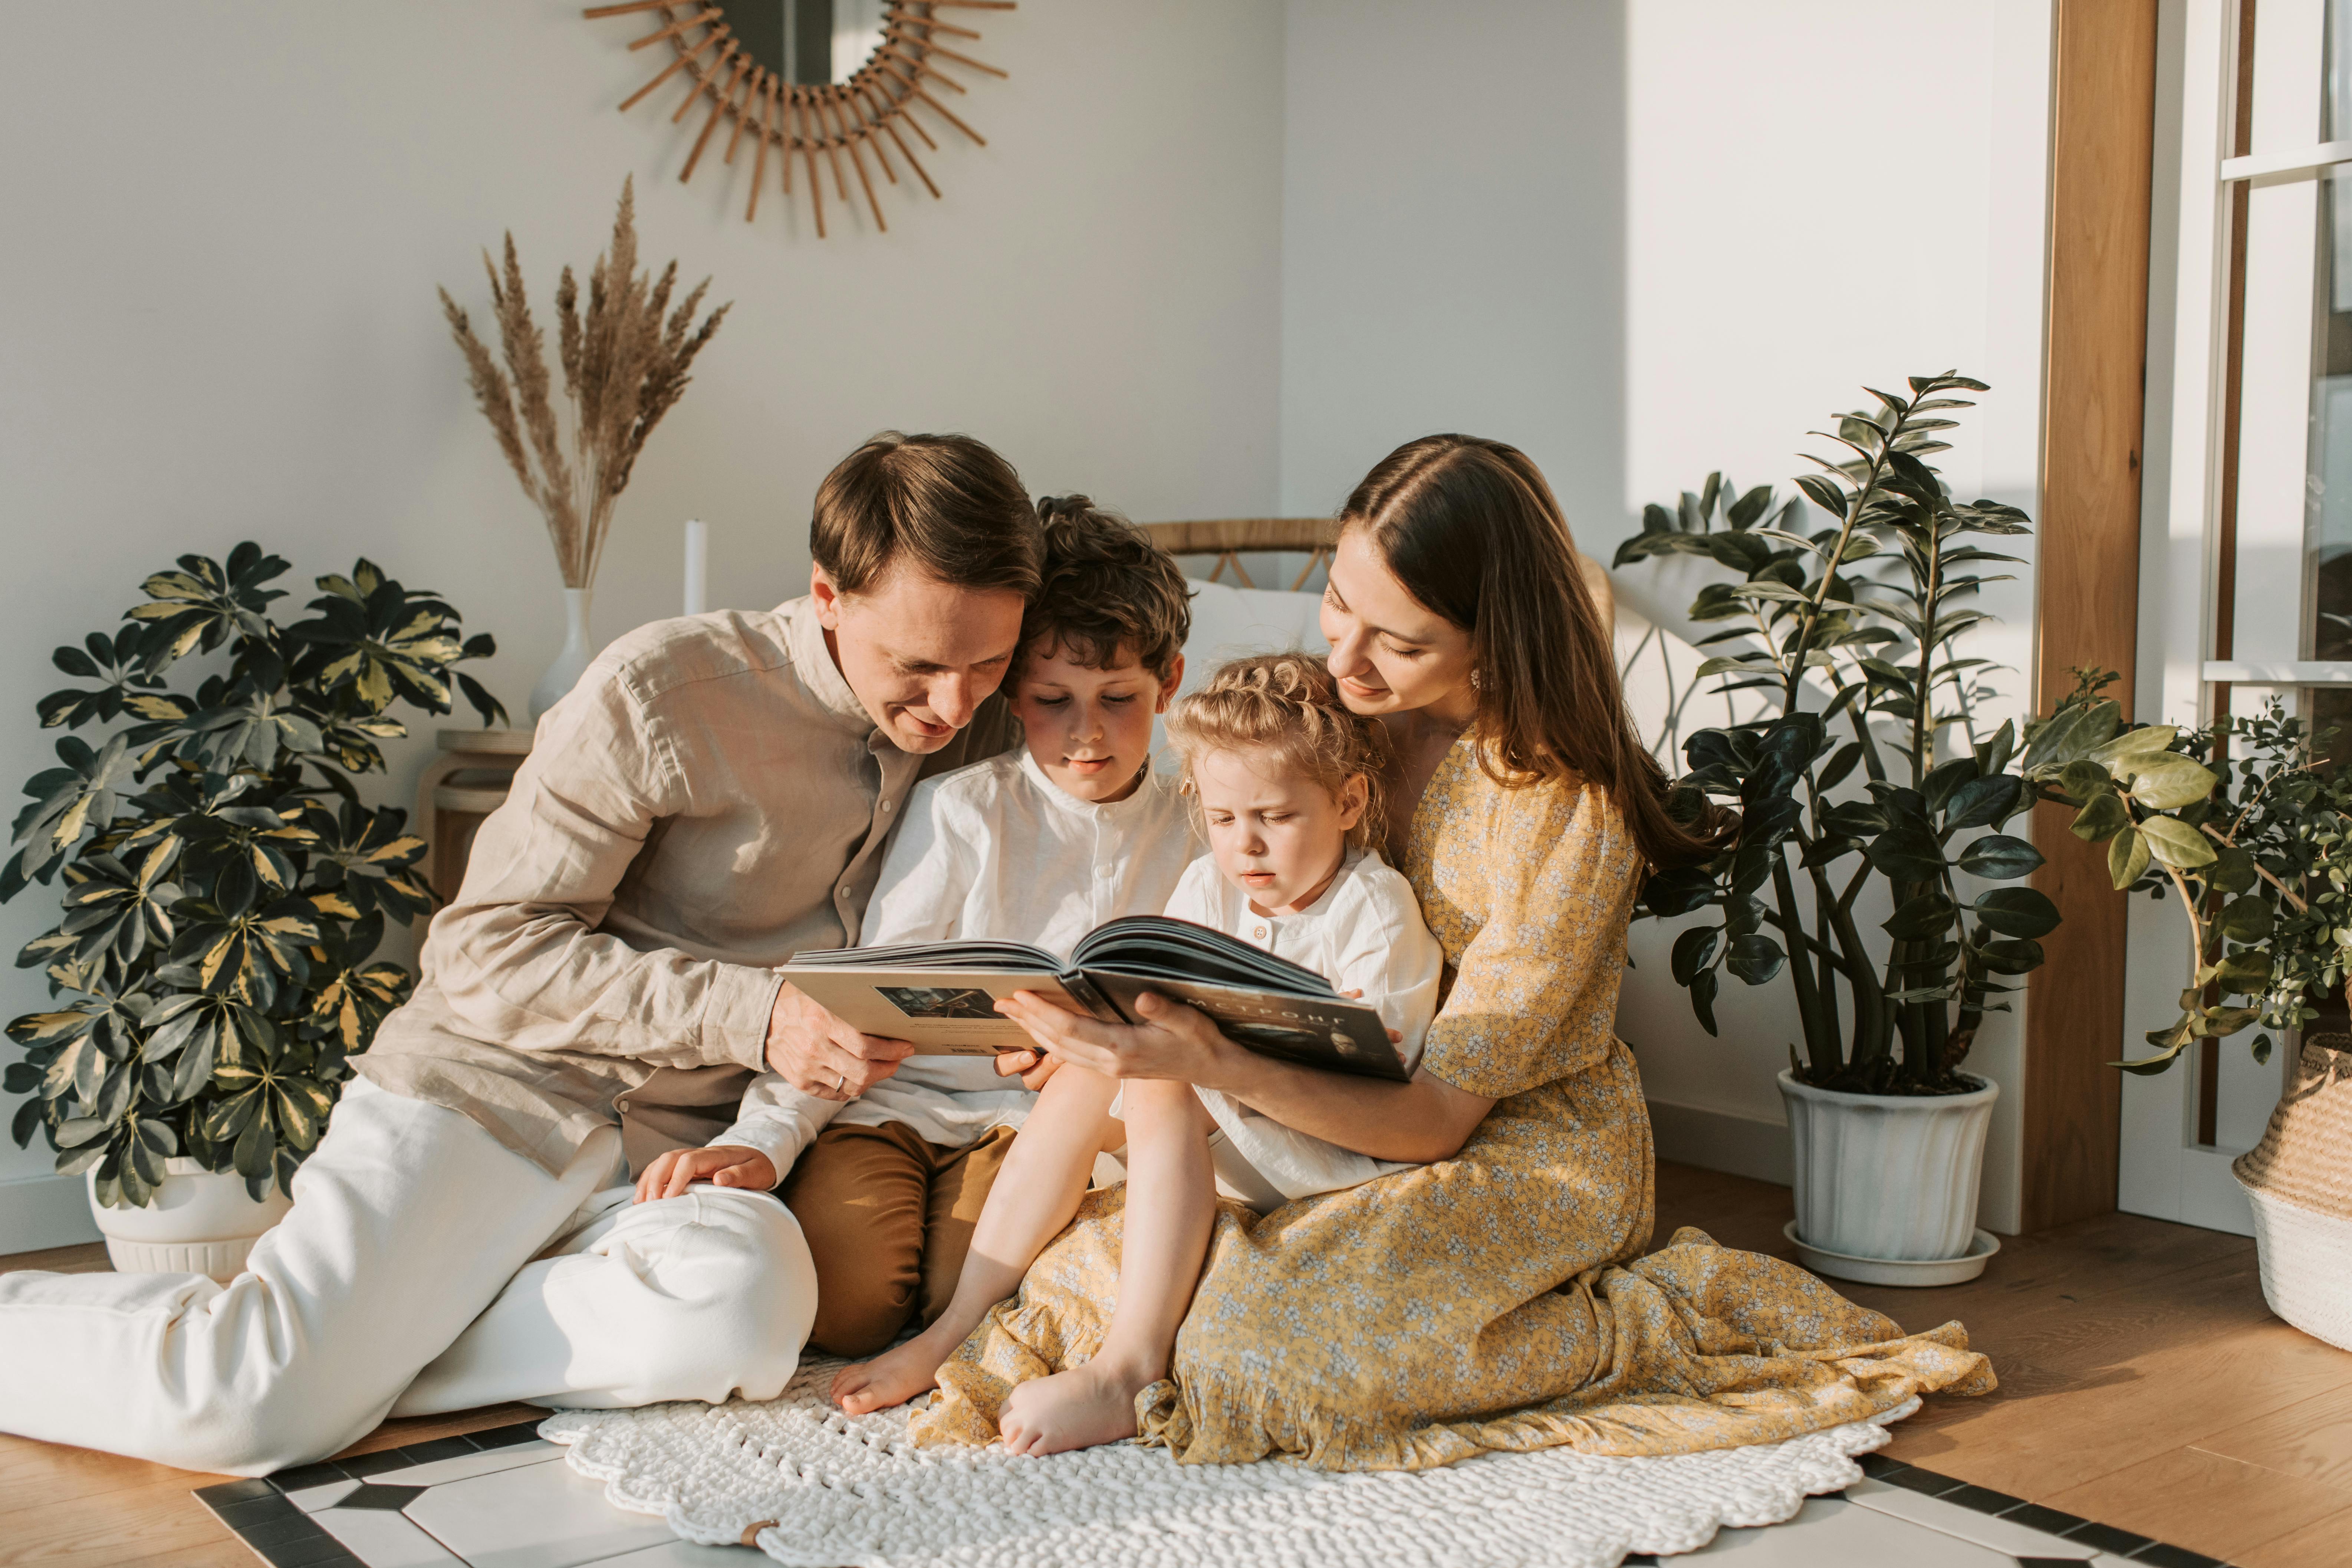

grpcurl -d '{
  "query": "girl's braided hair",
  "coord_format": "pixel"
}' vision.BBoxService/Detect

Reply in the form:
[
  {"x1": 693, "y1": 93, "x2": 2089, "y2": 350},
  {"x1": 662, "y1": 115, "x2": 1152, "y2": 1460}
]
[{"x1": 1163, "y1": 653, "x2": 1389, "y2": 848}]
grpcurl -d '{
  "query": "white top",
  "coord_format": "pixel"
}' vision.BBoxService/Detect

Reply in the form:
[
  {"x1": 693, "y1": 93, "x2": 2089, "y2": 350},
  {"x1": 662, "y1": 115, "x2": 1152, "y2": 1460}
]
[
  {"x1": 1165, "y1": 846, "x2": 1445, "y2": 1206},
  {"x1": 714, "y1": 748, "x2": 1199, "y2": 1170}
]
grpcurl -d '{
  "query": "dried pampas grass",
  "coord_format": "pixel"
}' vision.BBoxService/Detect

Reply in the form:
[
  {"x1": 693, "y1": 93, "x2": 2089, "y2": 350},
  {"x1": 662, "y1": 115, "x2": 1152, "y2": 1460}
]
[{"x1": 439, "y1": 177, "x2": 728, "y2": 590}]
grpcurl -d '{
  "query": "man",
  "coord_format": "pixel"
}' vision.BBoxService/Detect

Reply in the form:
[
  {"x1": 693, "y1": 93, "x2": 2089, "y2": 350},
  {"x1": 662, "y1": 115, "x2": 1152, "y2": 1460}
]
[{"x1": 0, "y1": 431, "x2": 1042, "y2": 1474}]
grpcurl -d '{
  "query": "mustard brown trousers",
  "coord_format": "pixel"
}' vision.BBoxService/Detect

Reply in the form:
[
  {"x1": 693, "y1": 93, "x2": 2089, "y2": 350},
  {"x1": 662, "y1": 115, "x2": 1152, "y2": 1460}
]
[{"x1": 780, "y1": 1119, "x2": 1017, "y2": 1358}]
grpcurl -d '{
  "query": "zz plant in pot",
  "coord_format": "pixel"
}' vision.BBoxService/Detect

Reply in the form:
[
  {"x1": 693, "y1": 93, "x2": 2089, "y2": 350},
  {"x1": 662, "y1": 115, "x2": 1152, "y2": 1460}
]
[
  {"x1": 0, "y1": 544, "x2": 501, "y2": 1273},
  {"x1": 2028, "y1": 678, "x2": 2352, "y2": 1347},
  {"x1": 1618, "y1": 371, "x2": 2050, "y2": 1282}
]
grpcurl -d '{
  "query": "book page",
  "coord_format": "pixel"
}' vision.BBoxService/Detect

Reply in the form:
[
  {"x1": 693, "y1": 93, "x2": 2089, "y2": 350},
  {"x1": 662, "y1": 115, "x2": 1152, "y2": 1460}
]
[{"x1": 783, "y1": 965, "x2": 1103, "y2": 1054}]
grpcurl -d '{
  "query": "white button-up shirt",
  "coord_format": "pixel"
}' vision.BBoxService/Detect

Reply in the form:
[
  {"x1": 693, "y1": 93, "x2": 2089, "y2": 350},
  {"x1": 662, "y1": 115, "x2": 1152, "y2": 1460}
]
[
  {"x1": 1167, "y1": 846, "x2": 1445, "y2": 1209},
  {"x1": 717, "y1": 749, "x2": 1199, "y2": 1167}
]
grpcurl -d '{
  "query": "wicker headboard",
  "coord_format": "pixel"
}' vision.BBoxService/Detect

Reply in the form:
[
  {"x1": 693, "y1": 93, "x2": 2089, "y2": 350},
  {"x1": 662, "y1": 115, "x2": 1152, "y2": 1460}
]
[
  {"x1": 1139, "y1": 516, "x2": 1613, "y2": 629},
  {"x1": 1138, "y1": 519, "x2": 1336, "y2": 592}
]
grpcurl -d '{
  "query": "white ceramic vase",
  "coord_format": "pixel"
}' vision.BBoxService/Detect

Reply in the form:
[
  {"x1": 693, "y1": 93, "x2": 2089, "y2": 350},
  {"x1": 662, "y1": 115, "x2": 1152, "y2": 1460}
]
[
  {"x1": 1777, "y1": 1069, "x2": 1999, "y2": 1284},
  {"x1": 87, "y1": 1158, "x2": 293, "y2": 1283},
  {"x1": 528, "y1": 586, "x2": 596, "y2": 720}
]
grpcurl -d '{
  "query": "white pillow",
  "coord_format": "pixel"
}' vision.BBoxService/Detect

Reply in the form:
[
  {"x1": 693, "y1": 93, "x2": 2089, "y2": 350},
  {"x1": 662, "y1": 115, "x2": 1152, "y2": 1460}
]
[
  {"x1": 1178, "y1": 581, "x2": 1329, "y2": 698},
  {"x1": 1155, "y1": 581, "x2": 1330, "y2": 760}
]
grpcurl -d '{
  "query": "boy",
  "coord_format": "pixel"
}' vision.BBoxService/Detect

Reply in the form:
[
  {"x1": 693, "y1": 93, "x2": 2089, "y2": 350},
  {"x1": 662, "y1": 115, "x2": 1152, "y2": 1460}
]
[{"x1": 635, "y1": 496, "x2": 1197, "y2": 1357}]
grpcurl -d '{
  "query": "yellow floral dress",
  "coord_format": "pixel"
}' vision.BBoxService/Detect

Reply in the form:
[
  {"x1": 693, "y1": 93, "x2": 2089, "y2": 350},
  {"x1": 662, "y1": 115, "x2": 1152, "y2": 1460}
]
[{"x1": 912, "y1": 736, "x2": 1994, "y2": 1469}]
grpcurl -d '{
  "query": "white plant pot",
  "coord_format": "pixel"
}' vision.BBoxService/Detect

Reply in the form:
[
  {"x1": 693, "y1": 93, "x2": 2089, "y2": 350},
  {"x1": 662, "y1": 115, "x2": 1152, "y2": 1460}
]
[
  {"x1": 528, "y1": 586, "x2": 596, "y2": 719},
  {"x1": 1778, "y1": 1069, "x2": 1999, "y2": 1284},
  {"x1": 2238, "y1": 1177, "x2": 2352, "y2": 1352},
  {"x1": 87, "y1": 1158, "x2": 293, "y2": 1283}
]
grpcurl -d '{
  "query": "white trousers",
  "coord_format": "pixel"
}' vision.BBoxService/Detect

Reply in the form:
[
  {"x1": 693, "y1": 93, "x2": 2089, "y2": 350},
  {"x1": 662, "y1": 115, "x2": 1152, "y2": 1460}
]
[{"x1": 0, "y1": 1079, "x2": 816, "y2": 1475}]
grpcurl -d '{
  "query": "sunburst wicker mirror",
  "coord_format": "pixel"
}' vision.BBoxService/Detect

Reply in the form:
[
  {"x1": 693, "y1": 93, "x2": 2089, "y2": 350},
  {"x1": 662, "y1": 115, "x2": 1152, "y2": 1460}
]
[{"x1": 583, "y1": 0, "x2": 1014, "y2": 237}]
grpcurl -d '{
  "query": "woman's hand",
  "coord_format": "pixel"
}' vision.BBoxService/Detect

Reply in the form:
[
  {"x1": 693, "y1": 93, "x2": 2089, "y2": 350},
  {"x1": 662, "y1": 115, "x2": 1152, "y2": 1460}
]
[
  {"x1": 992, "y1": 1047, "x2": 1062, "y2": 1091},
  {"x1": 634, "y1": 1144, "x2": 779, "y2": 1203},
  {"x1": 993, "y1": 990, "x2": 1241, "y2": 1088}
]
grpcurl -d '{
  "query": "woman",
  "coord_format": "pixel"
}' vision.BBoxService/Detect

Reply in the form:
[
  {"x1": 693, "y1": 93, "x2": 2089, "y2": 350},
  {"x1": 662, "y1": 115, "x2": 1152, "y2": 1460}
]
[{"x1": 918, "y1": 436, "x2": 1993, "y2": 1469}]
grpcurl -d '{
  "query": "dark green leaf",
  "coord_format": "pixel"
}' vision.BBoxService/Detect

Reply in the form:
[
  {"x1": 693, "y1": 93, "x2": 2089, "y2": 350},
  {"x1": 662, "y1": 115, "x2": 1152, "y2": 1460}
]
[
  {"x1": 1943, "y1": 774, "x2": 2023, "y2": 832},
  {"x1": 1725, "y1": 933, "x2": 1784, "y2": 984},
  {"x1": 1670, "y1": 926, "x2": 1722, "y2": 986},
  {"x1": 1883, "y1": 893, "x2": 1956, "y2": 940},
  {"x1": 1816, "y1": 743, "x2": 1863, "y2": 794},
  {"x1": 1956, "y1": 833, "x2": 2044, "y2": 881},
  {"x1": 2218, "y1": 897, "x2": 2274, "y2": 944},
  {"x1": 1865, "y1": 825, "x2": 1945, "y2": 883},
  {"x1": 1973, "y1": 886, "x2": 2062, "y2": 938},
  {"x1": 1689, "y1": 968, "x2": 1718, "y2": 1036}
]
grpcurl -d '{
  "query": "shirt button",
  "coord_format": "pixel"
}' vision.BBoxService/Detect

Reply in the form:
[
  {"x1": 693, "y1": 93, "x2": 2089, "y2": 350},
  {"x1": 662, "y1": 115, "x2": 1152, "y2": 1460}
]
[
  {"x1": 881, "y1": 799, "x2": 894, "y2": 813},
  {"x1": 1096, "y1": 864, "x2": 1114, "y2": 879}
]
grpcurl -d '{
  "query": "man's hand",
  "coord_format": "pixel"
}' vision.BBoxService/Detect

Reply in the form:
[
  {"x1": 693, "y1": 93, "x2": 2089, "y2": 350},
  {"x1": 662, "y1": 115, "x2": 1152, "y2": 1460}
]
[
  {"x1": 767, "y1": 981, "x2": 915, "y2": 1100},
  {"x1": 992, "y1": 1047, "x2": 1061, "y2": 1091},
  {"x1": 635, "y1": 1144, "x2": 779, "y2": 1203}
]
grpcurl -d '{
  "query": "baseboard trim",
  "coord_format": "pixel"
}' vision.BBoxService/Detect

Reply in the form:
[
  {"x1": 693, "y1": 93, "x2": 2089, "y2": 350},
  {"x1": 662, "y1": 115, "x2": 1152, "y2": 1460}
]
[
  {"x1": 1647, "y1": 1098, "x2": 1792, "y2": 1188},
  {"x1": 0, "y1": 1170, "x2": 99, "y2": 1255}
]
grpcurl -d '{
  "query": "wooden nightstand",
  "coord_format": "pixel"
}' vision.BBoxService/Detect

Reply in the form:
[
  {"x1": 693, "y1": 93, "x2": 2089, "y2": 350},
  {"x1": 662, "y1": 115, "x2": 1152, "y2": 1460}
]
[{"x1": 414, "y1": 728, "x2": 534, "y2": 902}]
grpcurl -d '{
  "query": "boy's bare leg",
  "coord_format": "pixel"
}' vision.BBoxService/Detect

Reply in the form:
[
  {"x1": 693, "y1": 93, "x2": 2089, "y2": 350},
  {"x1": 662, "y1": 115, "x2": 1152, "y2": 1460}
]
[
  {"x1": 832, "y1": 1064, "x2": 1121, "y2": 1413},
  {"x1": 998, "y1": 1078, "x2": 1216, "y2": 1456}
]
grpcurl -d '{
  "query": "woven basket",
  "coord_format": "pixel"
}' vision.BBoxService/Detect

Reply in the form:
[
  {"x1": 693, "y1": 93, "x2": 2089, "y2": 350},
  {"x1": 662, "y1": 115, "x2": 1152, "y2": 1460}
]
[{"x1": 2233, "y1": 1035, "x2": 2352, "y2": 1351}]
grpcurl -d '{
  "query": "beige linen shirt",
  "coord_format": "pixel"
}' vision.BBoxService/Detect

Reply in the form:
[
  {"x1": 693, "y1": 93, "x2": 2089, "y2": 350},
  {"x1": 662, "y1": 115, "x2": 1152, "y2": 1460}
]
[{"x1": 355, "y1": 596, "x2": 1016, "y2": 1177}]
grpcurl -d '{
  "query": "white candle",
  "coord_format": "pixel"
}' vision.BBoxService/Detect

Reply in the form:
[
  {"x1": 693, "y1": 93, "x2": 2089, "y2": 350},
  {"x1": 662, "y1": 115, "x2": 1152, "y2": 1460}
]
[{"x1": 683, "y1": 519, "x2": 708, "y2": 617}]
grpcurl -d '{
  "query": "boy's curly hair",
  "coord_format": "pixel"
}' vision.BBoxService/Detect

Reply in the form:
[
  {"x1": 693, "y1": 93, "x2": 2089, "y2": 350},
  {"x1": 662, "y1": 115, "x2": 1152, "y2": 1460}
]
[
  {"x1": 1163, "y1": 653, "x2": 1389, "y2": 848},
  {"x1": 1018, "y1": 496, "x2": 1193, "y2": 679}
]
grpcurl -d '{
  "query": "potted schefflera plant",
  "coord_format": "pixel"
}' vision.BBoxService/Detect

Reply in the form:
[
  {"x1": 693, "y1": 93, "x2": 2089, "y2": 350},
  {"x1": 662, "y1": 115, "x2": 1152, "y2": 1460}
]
[
  {"x1": 1621, "y1": 372, "x2": 2052, "y2": 1285},
  {"x1": 1, "y1": 545, "x2": 501, "y2": 1281},
  {"x1": 2029, "y1": 679, "x2": 2352, "y2": 1350}
]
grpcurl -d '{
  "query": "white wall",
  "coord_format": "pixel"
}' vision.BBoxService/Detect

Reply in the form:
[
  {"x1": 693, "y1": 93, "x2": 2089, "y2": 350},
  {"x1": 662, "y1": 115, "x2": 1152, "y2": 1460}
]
[
  {"x1": 1279, "y1": 0, "x2": 2054, "y2": 1233},
  {"x1": 0, "y1": 1, "x2": 1284, "y2": 1249},
  {"x1": 0, "y1": 0, "x2": 2079, "y2": 1250}
]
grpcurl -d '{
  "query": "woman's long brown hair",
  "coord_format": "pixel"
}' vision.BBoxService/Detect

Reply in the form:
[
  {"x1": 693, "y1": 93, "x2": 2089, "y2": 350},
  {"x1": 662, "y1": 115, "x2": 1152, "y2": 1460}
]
[{"x1": 1340, "y1": 434, "x2": 1723, "y2": 872}]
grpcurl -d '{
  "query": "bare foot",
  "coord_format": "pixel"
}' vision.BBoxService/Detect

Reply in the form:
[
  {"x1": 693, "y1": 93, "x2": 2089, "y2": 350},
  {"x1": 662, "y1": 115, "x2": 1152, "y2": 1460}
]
[
  {"x1": 997, "y1": 1357, "x2": 1154, "y2": 1456},
  {"x1": 831, "y1": 1325, "x2": 960, "y2": 1415}
]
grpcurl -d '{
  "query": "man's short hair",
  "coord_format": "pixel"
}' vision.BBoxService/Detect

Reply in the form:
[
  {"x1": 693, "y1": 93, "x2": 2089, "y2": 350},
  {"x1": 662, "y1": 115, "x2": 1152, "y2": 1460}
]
[
  {"x1": 1017, "y1": 496, "x2": 1193, "y2": 679},
  {"x1": 811, "y1": 432, "x2": 1043, "y2": 598}
]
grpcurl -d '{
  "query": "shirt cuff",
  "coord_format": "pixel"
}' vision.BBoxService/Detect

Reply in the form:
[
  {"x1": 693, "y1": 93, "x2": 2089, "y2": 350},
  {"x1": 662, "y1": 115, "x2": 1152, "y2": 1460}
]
[
  {"x1": 714, "y1": 1114, "x2": 810, "y2": 1180},
  {"x1": 702, "y1": 963, "x2": 786, "y2": 1073}
]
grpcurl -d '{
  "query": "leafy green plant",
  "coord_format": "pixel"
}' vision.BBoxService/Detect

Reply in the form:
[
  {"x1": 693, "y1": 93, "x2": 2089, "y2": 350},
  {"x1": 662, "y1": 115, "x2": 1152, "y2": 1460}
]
[
  {"x1": 2027, "y1": 675, "x2": 2352, "y2": 1072},
  {"x1": 1, "y1": 545, "x2": 504, "y2": 1206},
  {"x1": 1622, "y1": 372, "x2": 2056, "y2": 1095}
]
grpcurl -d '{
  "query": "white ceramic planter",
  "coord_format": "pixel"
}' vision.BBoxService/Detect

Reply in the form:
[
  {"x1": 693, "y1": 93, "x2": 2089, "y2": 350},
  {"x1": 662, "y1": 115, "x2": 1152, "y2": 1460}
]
[
  {"x1": 1778, "y1": 1070, "x2": 1999, "y2": 1284},
  {"x1": 2238, "y1": 1177, "x2": 2352, "y2": 1352},
  {"x1": 88, "y1": 1158, "x2": 293, "y2": 1283}
]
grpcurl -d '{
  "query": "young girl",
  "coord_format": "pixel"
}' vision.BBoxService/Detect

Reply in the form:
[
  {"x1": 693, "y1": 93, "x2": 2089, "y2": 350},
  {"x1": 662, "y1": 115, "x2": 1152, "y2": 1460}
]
[{"x1": 833, "y1": 654, "x2": 1442, "y2": 1452}]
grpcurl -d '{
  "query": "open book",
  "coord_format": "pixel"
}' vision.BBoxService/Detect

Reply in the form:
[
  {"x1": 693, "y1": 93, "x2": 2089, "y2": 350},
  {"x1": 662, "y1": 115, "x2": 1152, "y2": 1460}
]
[{"x1": 785, "y1": 915, "x2": 1411, "y2": 1081}]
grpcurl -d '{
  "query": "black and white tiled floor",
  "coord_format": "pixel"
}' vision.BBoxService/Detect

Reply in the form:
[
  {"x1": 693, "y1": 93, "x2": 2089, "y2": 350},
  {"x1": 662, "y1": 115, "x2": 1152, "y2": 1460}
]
[
  {"x1": 196, "y1": 1428, "x2": 2235, "y2": 1568},
  {"x1": 194, "y1": 1420, "x2": 743, "y2": 1567}
]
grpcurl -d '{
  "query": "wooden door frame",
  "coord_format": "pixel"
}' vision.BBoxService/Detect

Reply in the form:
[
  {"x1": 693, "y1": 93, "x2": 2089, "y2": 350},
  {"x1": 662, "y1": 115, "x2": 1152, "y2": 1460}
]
[{"x1": 2024, "y1": 0, "x2": 2162, "y2": 1230}]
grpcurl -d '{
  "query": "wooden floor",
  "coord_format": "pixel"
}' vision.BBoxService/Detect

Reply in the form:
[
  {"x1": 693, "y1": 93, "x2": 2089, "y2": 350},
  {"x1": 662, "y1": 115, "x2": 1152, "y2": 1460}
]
[
  {"x1": 0, "y1": 1161, "x2": 2344, "y2": 1567},
  {"x1": 1657, "y1": 1163, "x2": 2352, "y2": 1567}
]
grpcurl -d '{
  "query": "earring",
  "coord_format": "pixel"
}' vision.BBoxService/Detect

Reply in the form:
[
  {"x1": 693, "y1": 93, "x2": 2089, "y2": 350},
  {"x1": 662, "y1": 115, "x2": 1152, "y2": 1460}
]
[{"x1": 1469, "y1": 668, "x2": 1483, "y2": 691}]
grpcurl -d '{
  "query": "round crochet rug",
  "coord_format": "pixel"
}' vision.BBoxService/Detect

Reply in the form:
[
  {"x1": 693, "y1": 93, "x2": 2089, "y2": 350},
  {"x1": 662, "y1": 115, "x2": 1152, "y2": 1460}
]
[{"x1": 541, "y1": 1357, "x2": 1912, "y2": 1568}]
